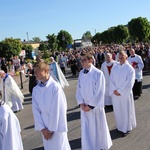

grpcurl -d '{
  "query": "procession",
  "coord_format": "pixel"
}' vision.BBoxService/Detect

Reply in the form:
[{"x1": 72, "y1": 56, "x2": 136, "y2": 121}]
[
  {"x1": 0, "y1": 42, "x2": 150, "y2": 150},
  {"x1": 1, "y1": 0, "x2": 150, "y2": 149}
]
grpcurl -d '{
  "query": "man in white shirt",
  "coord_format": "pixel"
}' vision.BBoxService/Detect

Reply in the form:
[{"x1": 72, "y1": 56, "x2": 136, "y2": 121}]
[{"x1": 76, "y1": 52, "x2": 112, "y2": 150}]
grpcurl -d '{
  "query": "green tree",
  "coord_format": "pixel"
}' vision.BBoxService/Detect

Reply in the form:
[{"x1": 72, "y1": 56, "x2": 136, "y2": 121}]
[
  {"x1": 46, "y1": 34, "x2": 58, "y2": 52},
  {"x1": 82, "y1": 31, "x2": 92, "y2": 41},
  {"x1": 22, "y1": 44, "x2": 33, "y2": 58},
  {"x1": 91, "y1": 32, "x2": 101, "y2": 45},
  {"x1": 42, "y1": 51, "x2": 50, "y2": 59},
  {"x1": 128, "y1": 17, "x2": 150, "y2": 42},
  {"x1": 57, "y1": 30, "x2": 73, "y2": 50},
  {"x1": 99, "y1": 30, "x2": 109, "y2": 44},
  {"x1": 39, "y1": 42, "x2": 47, "y2": 52},
  {"x1": 112, "y1": 25, "x2": 129, "y2": 43},
  {"x1": 107, "y1": 27, "x2": 115, "y2": 43},
  {"x1": 39, "y1": 42, "x2": 49, "y2": 58},
  {"x1": 32, "y1": 37, "x2": 41, "y2": 42},
  {"x1": 0, "y1": 38, "x2": 22, "y2": 59}
]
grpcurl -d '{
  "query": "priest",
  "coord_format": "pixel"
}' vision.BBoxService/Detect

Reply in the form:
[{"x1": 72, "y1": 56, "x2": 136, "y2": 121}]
[
  {"x1": 101, "y1": 53, "x2": 117, "y2": 106},
  {"x1": 127, "y1": 48, "x2": 144, "y2": 99},
  {"x1": 109, "y1": 50, "x2": 136, "y2": 136},
  {"x1": 76, "y1": 52, "x2": 112, "y2": 150},
  {"x1": 32, "y1": 62, "x2": 71, "y2": 150},
  {"x1": 0, "y1": 70, "x2": 24, "y2": 112}
]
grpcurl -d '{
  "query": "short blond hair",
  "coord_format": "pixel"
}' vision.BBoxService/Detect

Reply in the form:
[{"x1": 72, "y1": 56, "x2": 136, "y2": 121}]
[
  {"x1": 33, "y1": 62, "x2": 49, "y2": 72},
  {"x1": 119, "y1": 50, "x2": 127, "y2": 58}
]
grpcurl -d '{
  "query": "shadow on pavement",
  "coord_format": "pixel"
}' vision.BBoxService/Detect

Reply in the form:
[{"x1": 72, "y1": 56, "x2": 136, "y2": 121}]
[
  {"x1": 23, "y1": 93, "x2": 32, "y2": 105},
  {"x1": 105, "y1": 106, "x2": 113, "y2": 113},
  {"x1": 67, "y1": 106, "x2": 79, "y2": 112},
  {"x1": 67, "y1": 76, "x2": 78, "y2": 81},
  {"x1": 23, "y1": 101, "x2": 32, "y2": 105},
  {"x1": 143, "y1": 70, "x2": 150, "y2": 76},
  {"x1": 67, "y1": 111, "x2": 80, "y2": 122},
  {"x1": 24, "y1": 93, "x2": 32, "y2": 98},
  {"x1": 110, "y1": 129, "x2": 125, "y2": 140},
  {"x1": 24, "y1": 97, "x2": 32, "y2": 102},
  {"x1": 24, "y1": 125, "x2": 34, "y2": 130},
  {"x1": 142, "y1": 84, "x2": 150, "y2": 89},
  {"x1": 69, "y1": 138, "x2": 81, "y2": 149},
  {"x1": 31, "y1": 147, "x2": 44, "y2": 150}
]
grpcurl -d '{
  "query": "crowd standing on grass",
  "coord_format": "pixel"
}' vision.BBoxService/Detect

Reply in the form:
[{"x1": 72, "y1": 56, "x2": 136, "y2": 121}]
[{"x1": 0, "y1": 42, "x2": 149, "y2": 149}]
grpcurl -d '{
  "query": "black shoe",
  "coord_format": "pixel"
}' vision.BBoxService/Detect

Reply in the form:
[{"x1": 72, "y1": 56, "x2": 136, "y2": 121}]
[
  {"x1": 118, "y1": 130, "x2": 130, "y2": 137},
  {"x1": 13, "y1": 111, "x2": 18, "y2": 113},
  {"x1": 123, "y1": 131, "x2": 130, "y2": 137},
  {"x1": 134, "y1": 96, "x2": 139, "y2": 100},
  {"x1": 13, "y1": 110, "x2": 20, "y2": 113}
]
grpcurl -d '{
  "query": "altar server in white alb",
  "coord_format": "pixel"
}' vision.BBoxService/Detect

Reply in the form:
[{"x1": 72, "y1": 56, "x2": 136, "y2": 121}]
[
  {"x1": 101, "y1": 53, "x2": 117, "y2": 106},
  {"x1": 127, "y1": 48, "x2": 144, "y2": 99},
  {"x1": 0, "y1": 100, "x2": 23, "y2": 150},
  {"x1": 76, "y1": 52, "x2": 112, "y2": 150},
  {"x1": 109, "y1": 50, "x2": 136, "y2": 136},
  {"x1": 49, "y1": 57, "x2": 69, "y2": 88},
  {"x1": 32, "y1": 62, "x2": 71, "y2": 150},
  {"x1": 0, "y1": 70, "x2": 24, "y2": 112}
]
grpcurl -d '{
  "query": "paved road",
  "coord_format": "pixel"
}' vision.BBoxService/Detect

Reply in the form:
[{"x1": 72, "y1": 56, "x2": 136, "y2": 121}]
[{"x1": 15, "y1": 70, "x2": 150, "y2": 150}]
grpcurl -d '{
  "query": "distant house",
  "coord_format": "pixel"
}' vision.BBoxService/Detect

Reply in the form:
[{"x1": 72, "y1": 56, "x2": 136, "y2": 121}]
[
  {"x1": 21, "y1": 41, "x2": 40, "y2": 49},
  {"x1": 21, "y1": 41, "x2": 40, "y2": 57}
]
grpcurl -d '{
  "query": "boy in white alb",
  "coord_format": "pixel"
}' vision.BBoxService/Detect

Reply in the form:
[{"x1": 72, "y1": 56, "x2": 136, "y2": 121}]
[
  {"x1": 76, "y1": 52, "x2": 112, "y2": 150},
  {"x1": 32, "y1": 62, "x2": 71, "y2": 150}
]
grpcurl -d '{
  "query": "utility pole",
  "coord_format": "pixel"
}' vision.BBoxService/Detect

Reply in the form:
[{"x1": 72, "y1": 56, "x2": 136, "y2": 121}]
[
  {"x1": 92, "y1": 28, "x2": 96, "y2": 35},
  {"x1": 94, "y1": 29, "x2": 96, "y2": 35},
  {"x1": 26, "y1": 32, "x2": 30, "y2": 44}
]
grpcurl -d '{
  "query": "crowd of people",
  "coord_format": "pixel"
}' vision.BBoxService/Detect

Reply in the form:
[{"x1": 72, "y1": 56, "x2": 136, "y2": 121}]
[{"x1": 0, "y1": 42, "x2": 148, "y2": 149}]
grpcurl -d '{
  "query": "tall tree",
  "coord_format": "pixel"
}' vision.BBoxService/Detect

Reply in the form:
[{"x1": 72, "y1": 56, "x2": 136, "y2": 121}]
[
  {"x1": 128, "y1": 17, "x2": 150, "y2": 41},
  {"x1": 99, "y1": 30, "x2": 109, "y2": 44},
  {"x1": 57, "y1": 30, "x2": 73, "y2": 50},
  {"x1": 112, "y1": 25, "x2": 129, "y2": 43},
  {"x1": 0, "y1": 38, "x2": 22, "y2": 59},
  {"x1": 32, "y1": 37, "x2": 41, "y2": 42},
  {"x1": 82, "y1": 31, "x2": 92, "y2": 41},
  {"x1": 107, "y1": 27, "x2": 115, "y2": 43},
  {"x1": 46, "y1": 34, "x2": 58, "y2": 52},
  {"x1": 39, "y1": 42, "x2": 49, "y2": 59},
  {"x1": 91, "y1": 32, "x2": 101, "y2": 45},
  {"x1": 39, "y1": 42, "x2": 47, "y2": 52}
]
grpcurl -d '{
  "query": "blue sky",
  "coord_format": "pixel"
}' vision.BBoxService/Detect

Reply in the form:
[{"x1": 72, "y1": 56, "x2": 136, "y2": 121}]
[{"x1": 0, "y1": 0, "x2": 150, "y2": 41}]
